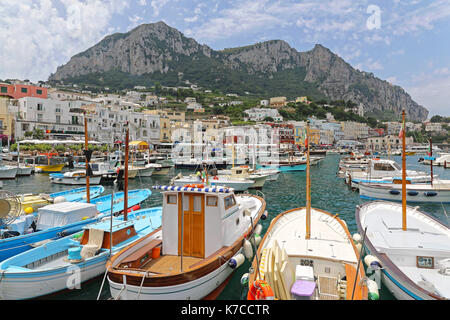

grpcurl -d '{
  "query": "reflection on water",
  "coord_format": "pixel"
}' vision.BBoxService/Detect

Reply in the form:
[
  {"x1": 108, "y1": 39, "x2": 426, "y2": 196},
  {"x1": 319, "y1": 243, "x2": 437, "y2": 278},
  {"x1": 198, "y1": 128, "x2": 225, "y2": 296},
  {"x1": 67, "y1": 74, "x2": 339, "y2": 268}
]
[{"x1": 4, "y1": 154, "x2": 448, "y2": 300}]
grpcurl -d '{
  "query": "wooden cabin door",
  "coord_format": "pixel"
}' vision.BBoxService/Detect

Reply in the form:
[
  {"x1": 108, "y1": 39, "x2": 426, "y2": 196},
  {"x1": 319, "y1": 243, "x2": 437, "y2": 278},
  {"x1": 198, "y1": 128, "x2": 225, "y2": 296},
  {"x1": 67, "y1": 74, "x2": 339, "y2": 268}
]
[{"x1": 178, "y1": 193, "x2": 205, "y2": 258}]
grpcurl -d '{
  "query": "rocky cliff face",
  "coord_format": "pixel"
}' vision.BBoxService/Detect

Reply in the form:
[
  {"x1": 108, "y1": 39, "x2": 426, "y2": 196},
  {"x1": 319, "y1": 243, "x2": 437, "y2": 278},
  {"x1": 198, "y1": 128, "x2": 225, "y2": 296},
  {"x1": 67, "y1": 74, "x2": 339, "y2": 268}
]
[{"x1": 49, "y1": 21, "x2": 428, "y2": 121}]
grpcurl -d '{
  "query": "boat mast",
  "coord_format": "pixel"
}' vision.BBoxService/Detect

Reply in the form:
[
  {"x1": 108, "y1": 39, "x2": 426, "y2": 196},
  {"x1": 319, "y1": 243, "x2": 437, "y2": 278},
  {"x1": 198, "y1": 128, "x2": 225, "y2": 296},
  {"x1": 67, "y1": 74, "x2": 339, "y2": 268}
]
[
  {"x1": 429, "y1": 138, "x2": 433, "y2": 186},
  {"x1": 401, "y1": 110, "x2": 407, "y2": 231},
  {"x1": 124, "y1": 124, "x2": 129, "y2": 221},
  {"x1": 306, "y1": 121, "x2": 311, "y2": 240},
  {"x1": 84, "y1": 115, "x2": 90, "y2": 203}
]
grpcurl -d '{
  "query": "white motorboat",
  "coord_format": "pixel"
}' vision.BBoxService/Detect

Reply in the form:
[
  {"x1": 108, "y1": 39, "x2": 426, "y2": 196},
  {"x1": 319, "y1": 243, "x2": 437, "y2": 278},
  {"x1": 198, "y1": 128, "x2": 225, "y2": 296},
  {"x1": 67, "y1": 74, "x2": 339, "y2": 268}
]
[
  {"x1": 359, "y1": 179, "x2": 450, "y2": 203},
  {"x1": 356, "y1": 201, "x2": 450, "y2": 300},
  {"x1": 218, "y1": 166, "x2": 269, "y2": 189},
  {"x1": 355, "y1": 110, "x2": 450, "y2": 300},
  {"x1": 0, "y1": 166, "x2": 17, "y2": 179},
  {"x1": 49, "y1": 170, "x2": 102, "y2": 185},
  {"x1": 344, "y1": 158, "x2": 428, "y2": 182}
]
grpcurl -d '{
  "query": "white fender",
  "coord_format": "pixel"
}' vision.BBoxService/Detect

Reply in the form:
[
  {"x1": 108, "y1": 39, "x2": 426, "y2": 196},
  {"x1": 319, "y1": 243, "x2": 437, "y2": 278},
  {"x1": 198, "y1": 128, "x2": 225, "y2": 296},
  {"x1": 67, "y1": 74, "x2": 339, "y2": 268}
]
[
  {"x1": 364, "y1": 255, "x2": 382, "y2": 270},
  {"x1": 367, "y1": 279, "x2": 379, "y2": 300},
  {"x1": 243, "y1": 239, "x2": 253, "y2": 260},
  {"x1": 254, "y1": 224, "x2": 262, "y2": 235},
  {"x1": 228, "y1": 253, "x2": 245, "y2": 269}
]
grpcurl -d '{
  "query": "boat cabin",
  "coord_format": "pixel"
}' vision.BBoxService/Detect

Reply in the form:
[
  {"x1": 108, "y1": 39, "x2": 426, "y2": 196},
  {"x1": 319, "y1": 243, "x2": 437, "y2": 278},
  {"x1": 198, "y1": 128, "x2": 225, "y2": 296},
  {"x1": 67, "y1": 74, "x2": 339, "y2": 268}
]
[
  {"x1": 367, "y1": 159, "x2": 402, "y2": 174},
  {"x1": 159, "y1": 185, "x2": 245, "y2": 259},
  {"x1": 36, "y1": 202, "x2": 98, "y2": 231}
]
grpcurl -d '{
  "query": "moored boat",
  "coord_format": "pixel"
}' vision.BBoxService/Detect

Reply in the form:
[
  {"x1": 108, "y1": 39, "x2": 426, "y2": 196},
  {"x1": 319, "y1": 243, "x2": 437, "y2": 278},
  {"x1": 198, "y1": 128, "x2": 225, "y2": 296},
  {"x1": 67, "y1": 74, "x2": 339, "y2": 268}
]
[
  {"x1": 0, "y1": 207, "x2": 163, "y2": 300},
  {"x1": 106, "y1": 184, "x2": 266, "y2": 300},
  {"x1": 247, "y1": 122, "x2": 369, "y2": 300},
  {"x1": 49, "y1": 170, "x2": 102, "y2": 185},
  {"x1": 355, "y1": 110, "x2": 450, "y2": 300}
]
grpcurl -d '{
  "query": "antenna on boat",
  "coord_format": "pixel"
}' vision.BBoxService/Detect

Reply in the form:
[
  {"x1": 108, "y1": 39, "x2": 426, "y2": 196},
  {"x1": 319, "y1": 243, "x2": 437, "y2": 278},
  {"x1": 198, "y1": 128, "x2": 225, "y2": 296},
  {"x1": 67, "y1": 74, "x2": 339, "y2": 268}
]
[
  {"x1": 401, "y1": 109, "x2": 407, "y2": 231},
  {"x1": 84, "y1": 114, "x2": 90, "y2": 203},
  {"x1": 306, "y1": 121, "x2": 311, "y2": 240},
  {"x1": 124, "y1": 123, "x2": 129, "y2": 221},
  {"x1": 429, "y1": 138, "x2": 433, "y2": 186}
]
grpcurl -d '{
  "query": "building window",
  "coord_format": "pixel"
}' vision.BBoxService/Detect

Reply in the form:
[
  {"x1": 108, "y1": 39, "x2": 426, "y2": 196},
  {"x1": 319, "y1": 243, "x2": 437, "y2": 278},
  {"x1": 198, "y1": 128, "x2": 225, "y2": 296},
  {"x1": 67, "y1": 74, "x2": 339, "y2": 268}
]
[
  {"x1": 56, "y1": 115, "x2": 61, "y2": 123},
  {"x1": 55, "y1": 108, "x2": 61, "y2": 113},
  {"x1": 21, "y1": 87, "x2": 28, "y2": 93},
  {"x1": 37, "y1": 114, "x2": 43, "y2": 122},
  {"x1": 37, "y1": 103, "x2": 43, "y2": 111},
  {"x1": 0, "y1": 87, "x2": 7, "y2": 93},
  {"x1": 37, "y1": 89, "x2": 43, "y2": 95}
]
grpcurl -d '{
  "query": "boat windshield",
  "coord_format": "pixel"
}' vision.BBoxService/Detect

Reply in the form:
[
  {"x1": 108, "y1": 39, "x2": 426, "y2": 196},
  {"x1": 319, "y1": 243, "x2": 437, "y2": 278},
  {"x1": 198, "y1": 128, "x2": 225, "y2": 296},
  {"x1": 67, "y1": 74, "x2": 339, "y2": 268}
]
[{"x1": 392, "y1": 162, "x2": 401, "y2": 171}]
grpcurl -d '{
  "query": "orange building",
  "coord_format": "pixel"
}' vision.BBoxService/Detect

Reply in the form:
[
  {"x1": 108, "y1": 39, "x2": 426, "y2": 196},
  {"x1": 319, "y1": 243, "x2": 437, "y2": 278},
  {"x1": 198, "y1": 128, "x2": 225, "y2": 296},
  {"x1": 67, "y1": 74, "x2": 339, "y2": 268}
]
[{"x1": 0, "y1": 83, "x2": 48, "y2": 99}]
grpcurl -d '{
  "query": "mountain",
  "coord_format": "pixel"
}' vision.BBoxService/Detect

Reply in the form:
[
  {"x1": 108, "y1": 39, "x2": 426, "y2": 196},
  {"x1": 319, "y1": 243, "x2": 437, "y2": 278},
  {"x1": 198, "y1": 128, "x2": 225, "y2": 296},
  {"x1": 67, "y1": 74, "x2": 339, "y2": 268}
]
[{"x1": 49, "y1": 21, "x2": 428, "y2": 121}]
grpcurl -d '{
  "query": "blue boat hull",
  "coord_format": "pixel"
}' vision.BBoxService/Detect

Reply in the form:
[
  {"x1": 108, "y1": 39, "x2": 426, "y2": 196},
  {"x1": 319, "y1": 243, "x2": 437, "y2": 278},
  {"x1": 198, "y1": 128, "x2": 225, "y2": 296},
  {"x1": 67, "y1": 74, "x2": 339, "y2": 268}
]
[
  {"x1": 49, "y1": 186, "x2": 105, "y2": 202},
  {"x1": 0, "y1": 207, "x2": 162, "y2": 300},
  {"x1": 0, "y1": 189, "x2": 151, "y2": 262}
]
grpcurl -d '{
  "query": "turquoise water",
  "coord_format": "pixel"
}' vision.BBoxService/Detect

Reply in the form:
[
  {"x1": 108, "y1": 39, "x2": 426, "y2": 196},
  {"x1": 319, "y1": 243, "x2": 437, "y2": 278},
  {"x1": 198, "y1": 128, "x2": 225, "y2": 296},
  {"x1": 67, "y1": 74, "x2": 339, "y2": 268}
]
[{"x1": 3, "y1": 154, "x2": 449, "y2": 300}]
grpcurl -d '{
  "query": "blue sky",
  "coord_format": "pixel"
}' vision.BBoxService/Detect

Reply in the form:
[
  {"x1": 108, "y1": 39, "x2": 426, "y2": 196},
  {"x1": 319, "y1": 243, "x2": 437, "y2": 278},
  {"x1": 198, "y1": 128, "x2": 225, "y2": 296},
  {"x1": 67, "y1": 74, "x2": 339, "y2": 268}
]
[{"x1": 0, "y1": 0, "x2": 449, "y2": 116}]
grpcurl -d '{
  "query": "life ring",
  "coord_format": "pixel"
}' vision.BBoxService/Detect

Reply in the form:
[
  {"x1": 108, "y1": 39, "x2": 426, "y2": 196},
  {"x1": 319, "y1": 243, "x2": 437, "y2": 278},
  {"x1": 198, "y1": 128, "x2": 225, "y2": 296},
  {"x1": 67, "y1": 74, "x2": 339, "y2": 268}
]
[{"x1": 247, "y1": 280, "x2": 275, "y2": 300}]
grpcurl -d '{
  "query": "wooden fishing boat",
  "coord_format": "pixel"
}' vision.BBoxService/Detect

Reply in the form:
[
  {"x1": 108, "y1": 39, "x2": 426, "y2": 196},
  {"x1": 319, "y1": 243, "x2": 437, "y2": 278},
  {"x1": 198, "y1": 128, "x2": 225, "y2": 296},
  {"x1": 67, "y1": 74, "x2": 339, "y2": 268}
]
[
  {"x1": 0, "y1": 207, "x2": 162, "y2": 300},
  {"x1": 355, "y1": 111, "x2": 450, "y2": 300},
  {"x1": 247, "y1": 122, "x2": 369, "y2": 300},
  {"x1": 106, "y1": 185, "x2": 267, "y2": 300}
]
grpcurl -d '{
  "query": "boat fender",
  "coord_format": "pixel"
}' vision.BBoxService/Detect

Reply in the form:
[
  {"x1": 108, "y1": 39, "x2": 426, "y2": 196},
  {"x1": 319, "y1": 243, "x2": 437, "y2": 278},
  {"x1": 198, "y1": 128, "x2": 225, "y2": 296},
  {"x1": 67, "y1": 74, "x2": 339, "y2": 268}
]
[
  {"x1": 364, "y1": 255, "x2": 382, "y2": 270},
  {"x1": 261, "y1": 210, "x2": 268, "y2": 220},
  {"x1": 367, "y1": 279, "x2": 379, "y2": 300},
  {"x1": 127, "y1": 205, "x2": 141, "y2": 213},
  {"x1": 240, "y1": 273, "x2": 249, "y2": 286},
  {"x1": 254, "y1": 224, "x2": 263, "y2": 235},
  {"x1": 389, "y1": 190, "x2": 400, "y2": 195},
  {"x1": 355, "y1": 243, "x2": 362, "y2": 255},
  {"x1": 53, "y1": 196, "x2": 66, "y2": 204},
  {"x1": 24, "y1": 207, "x2": 34, "y2": 214},
  {"x1": 407, "y1": 191, "x2": 419, "y2": 196},
  {"x1": 352, "y1": 233, "x2": 362, "y2": 243},
  {"x1": 247, "y1": 280, "x2": 275, "y2": 300},
  {"x1": 228, "y1": 253, "x2": 245, "y2": 269},
  {"x1": 253, "y1": 234, "x2": 262, "y2": 246},
  {"x1": 243, "y1": 239, "x2": 253, "y2": 260},
  {"x1": 424, "y1": 191, "x2": 437, "y2": 197}
]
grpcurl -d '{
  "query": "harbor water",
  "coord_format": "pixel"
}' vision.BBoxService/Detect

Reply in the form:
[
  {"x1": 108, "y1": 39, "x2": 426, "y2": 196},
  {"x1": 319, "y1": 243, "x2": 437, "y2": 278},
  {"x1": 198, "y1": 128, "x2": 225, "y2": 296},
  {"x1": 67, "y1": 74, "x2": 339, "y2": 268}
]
[{"x1": 3, "y1": 154, "x2": 449, "y2": 300}]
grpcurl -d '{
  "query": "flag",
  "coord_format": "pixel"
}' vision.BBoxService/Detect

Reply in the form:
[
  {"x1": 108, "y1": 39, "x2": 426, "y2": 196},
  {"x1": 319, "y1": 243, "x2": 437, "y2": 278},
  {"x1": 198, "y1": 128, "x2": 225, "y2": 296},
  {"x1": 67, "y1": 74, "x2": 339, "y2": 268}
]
[
  {"x1": 398, "y1": 121, "x2": 405, "y2": 139},
  {"x1": 304, "y1": 129, "x2": 308, "y2": 148}
]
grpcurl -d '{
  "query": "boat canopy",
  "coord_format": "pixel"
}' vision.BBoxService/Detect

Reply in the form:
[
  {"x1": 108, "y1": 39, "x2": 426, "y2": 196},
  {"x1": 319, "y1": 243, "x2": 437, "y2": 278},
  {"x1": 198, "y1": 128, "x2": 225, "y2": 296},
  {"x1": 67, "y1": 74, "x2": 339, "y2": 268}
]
[
  {"x1": 36, "y1": 202, "x2": 98, "y2": 230},
  {"x1": 18, "y1": 139, "x2": 102, "y2": 145},
  {"x1": 129, "y1": 141, "x2": 149, "y2": 150}
]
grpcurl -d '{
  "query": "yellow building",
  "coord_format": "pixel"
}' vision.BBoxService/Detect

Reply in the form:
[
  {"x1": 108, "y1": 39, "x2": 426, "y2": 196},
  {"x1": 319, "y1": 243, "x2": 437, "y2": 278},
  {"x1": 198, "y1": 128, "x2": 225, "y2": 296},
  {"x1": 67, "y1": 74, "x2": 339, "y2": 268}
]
[
  {"x1": 269, "y1": 97, "x2": 287, "y2": 108},
  {"x1": 0, "y1": 97, "x2": 15, "y2": 139},
  {"x1": 296, "y1": 96, "x2": 308, "y2": 103}
]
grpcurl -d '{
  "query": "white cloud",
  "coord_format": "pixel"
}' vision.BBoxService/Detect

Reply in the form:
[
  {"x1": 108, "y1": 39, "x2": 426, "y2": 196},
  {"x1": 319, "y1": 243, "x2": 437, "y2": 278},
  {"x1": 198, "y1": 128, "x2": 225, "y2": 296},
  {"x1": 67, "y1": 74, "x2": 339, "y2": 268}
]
[
  {"x1": 150, "y1": 0, "x2": 169, "y2": 16},
  {"x1": 0, "y1": 0, "x2": 129, "y2": 81},
  {"x1": 407, "y1": 76, "x2": 450, "y2": 116},
  {"x1": 138, "y1": 0, "x2": 147, "y2": 6},
  {"x1": 184, "y1": 16, "x2": 199, "y2": 23}
]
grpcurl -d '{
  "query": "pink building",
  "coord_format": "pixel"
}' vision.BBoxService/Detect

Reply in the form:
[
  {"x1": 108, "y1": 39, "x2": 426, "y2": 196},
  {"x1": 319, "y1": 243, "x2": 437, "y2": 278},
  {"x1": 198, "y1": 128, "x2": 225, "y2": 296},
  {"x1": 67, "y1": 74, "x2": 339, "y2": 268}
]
[{"x1": 0, "y1": 83, "x2": 47, "y2": 99}]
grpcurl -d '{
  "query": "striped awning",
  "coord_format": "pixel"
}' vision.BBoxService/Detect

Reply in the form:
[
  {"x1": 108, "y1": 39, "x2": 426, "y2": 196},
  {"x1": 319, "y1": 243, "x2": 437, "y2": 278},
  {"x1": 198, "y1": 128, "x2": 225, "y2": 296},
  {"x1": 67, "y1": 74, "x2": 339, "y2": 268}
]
[{"x1": 152, "y1": 185, "x2": 233, "y2": 193}]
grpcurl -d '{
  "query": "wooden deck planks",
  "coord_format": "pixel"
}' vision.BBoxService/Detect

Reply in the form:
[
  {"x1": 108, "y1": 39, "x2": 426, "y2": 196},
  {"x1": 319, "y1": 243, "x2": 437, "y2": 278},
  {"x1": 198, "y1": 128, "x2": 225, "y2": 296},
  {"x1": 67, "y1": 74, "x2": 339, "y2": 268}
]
[
  {"x1": 144, "y1": 255, "x2": 203, "y2": 275},
  {"x1": 318, "y1": 276, "x2": 339, "y2": 300}
]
